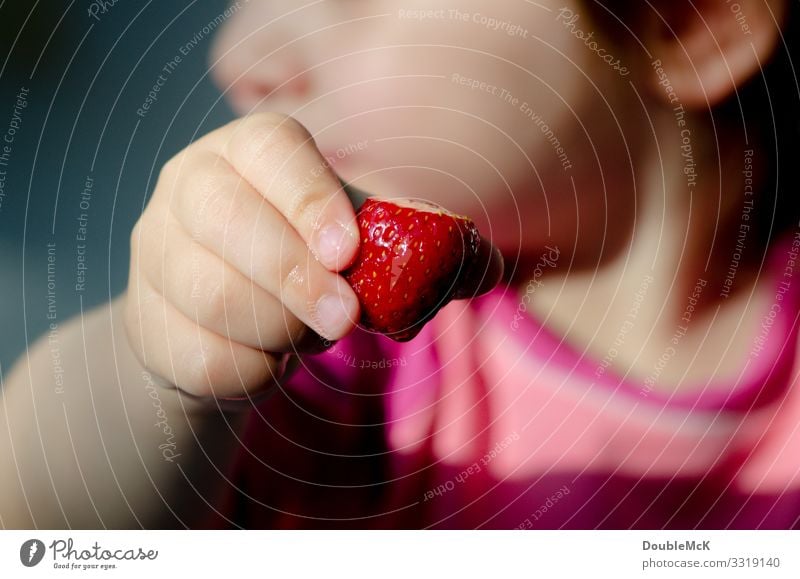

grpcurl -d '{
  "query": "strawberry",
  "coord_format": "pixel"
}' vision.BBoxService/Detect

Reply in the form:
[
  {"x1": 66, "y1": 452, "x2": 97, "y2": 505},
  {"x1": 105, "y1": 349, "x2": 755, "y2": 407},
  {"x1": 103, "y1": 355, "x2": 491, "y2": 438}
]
[{"x1": 343, "y1": 197, "x2": 482, "y2": 342}]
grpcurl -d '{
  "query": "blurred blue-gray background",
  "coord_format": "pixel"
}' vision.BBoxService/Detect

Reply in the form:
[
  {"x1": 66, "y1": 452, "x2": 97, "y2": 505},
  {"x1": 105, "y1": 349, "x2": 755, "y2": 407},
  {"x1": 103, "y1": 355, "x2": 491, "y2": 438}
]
[{"x1": 0, "y1": 1, "x2": 235, "y2": 374}]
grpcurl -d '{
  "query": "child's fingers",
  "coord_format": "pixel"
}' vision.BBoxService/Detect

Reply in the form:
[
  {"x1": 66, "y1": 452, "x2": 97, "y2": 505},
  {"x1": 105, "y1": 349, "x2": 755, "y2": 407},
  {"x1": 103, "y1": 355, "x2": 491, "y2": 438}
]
[
  {"x1": 124, "y1": 270, "x2": 285, "y2": 400},
  {"x1": 138, "y1": 218, "x2": 318, "y2": 352},
  {"x1": 165, "y1": 151, "x2": 359, "y2": 342},
  {"x1": 211, "y1": 112, "x2": 360, "y2": 272}
]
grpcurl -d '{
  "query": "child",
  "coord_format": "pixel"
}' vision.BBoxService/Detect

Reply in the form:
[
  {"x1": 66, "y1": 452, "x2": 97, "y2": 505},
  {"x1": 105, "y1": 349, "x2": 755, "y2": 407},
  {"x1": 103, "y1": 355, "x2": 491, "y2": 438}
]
[{"x1": 2, "y1": 0, "x2": 799, "y2": 528}]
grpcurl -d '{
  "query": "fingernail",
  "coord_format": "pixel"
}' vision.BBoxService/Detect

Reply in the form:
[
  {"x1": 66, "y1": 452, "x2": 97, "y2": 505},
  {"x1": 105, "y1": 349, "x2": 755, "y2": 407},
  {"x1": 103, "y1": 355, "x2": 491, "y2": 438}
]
[
  {"x1": 314, "y1": 293, "x2": 356, "y2": 340},
  {"x1": 315, "y1": 222, "x2": 357, "y2": 270}
]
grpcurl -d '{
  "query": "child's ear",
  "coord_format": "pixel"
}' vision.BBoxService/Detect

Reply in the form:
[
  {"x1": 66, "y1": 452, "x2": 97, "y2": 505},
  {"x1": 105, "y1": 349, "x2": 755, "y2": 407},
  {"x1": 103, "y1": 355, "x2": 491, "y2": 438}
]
[{"x1": 645, "y1": 0, "x2": 787, "y2": 107}]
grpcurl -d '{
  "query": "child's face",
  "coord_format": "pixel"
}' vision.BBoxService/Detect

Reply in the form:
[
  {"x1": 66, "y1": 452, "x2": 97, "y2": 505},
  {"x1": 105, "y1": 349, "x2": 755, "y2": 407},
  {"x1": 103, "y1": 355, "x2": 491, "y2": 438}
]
[{"x1": 212, "y1": 0, "x2": 624, "y2": 249}]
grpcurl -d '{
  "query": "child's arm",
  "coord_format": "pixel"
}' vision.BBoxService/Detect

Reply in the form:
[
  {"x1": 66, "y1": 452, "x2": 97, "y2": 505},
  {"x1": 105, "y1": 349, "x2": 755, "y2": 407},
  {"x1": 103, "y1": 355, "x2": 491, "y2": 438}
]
[
  {"x1": 0, "y1": 296, "x2": 248, "y2": 528},
  {"x1": 0, "y1": 113, "x2": 363, "y2": 528}
]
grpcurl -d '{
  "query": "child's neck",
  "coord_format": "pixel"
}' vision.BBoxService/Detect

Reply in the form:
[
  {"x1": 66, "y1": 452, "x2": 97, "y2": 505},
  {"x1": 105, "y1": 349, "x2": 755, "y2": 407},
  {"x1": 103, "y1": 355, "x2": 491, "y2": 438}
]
[{"x1": 527, "y1": 113, "x2": 771, "y2": 392}]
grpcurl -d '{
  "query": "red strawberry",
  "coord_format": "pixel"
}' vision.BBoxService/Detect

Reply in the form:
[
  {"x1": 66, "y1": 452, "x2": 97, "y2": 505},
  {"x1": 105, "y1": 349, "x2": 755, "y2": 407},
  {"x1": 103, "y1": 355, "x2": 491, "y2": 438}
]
[{"x1": 343, "y1": 197, "x2": 483, "y2": 342}]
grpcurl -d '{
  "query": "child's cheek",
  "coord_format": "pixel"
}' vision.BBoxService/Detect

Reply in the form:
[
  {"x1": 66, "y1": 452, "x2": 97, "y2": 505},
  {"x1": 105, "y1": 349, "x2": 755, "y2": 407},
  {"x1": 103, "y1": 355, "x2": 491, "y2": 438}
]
[{"x1": 315, "y1": 55, "x2": 527, "y2": 210}]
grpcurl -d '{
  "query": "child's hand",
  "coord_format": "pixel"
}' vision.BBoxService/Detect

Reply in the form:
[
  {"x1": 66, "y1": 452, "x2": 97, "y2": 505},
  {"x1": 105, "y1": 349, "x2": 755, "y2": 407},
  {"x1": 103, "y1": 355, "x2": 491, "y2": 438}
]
[{"x1": 124, "y1": 113, "x2": 362, "y2": 401}]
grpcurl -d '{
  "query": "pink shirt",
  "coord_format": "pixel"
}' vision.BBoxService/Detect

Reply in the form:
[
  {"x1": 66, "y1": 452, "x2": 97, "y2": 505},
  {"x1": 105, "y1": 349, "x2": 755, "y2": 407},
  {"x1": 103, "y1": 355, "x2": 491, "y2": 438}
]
[{"x1": 208, "y1": 233, "x2": 800, "y2": 528}]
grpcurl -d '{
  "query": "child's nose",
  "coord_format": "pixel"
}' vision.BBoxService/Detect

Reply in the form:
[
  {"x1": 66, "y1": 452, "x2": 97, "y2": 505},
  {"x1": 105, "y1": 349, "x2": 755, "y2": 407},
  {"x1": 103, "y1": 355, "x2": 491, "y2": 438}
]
[
  {"x1": 225, "y1": 59, "x2": 311, "y2": 111},
  {"x1": 210, "y1": 19, "x2": 312, "y2": 112},
  {"x1": 213, "y1": 53, "x2": 311, "y2": 113}
]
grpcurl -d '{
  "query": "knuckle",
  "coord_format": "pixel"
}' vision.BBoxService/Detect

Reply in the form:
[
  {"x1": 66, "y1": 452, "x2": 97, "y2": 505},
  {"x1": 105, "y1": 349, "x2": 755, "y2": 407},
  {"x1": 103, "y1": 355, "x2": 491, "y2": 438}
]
[
  {"x1": 171, "y1": 246, "x2": 239, "y2": 329},
  {"x1": 156, "y1": 152, "x2": 187, "y2": 195},
  {"x1": 285, "y1": 190, "x2": 327, "y2": 231},
  {"x1": 182, "y1": 164, "x2": 238, "y2": 239},
  {"x1": 239, "y1": 111, "x2": 290, "y2": 129},
  {"x1": 157, "y1": 150, "x2": 226, "y2": 227},
  {"x1": 233, "y1": 113, "x2": 313, "y2": 166},
  {"x1": 277, "y1": 248, "x2": 315, "y2": 302},
  {"x1": 272, "y1": 114, "x2": 312, "y2": 141},
  {"x1": 159, "y1": 155, "x2": 176, "y2": 180},
  {"x1": 195, "y1": 272, "x2": 230, "y2": 327},
  {"x1": 240, "y1": 112, "x2": 308, "y2": 138}
]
